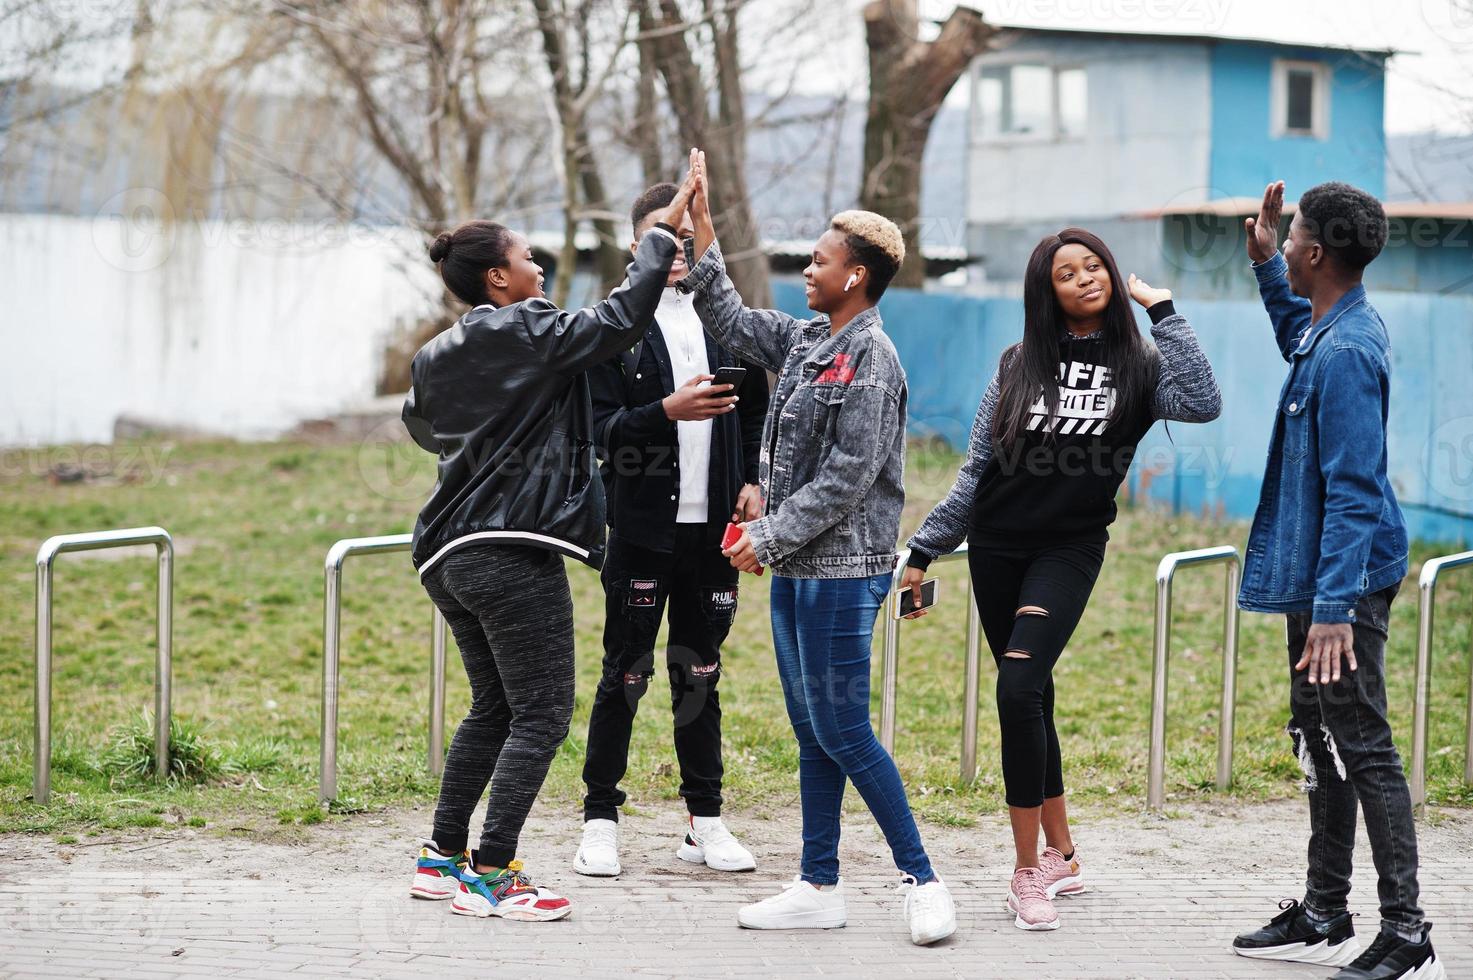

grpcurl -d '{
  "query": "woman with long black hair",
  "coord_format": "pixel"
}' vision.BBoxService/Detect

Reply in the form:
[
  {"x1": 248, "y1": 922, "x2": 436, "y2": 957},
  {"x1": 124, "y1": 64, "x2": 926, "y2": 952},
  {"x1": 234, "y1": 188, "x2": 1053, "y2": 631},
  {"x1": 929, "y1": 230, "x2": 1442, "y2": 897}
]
[{"x1": 899, "y1": 228, "x2": 1222, "y2": 931}]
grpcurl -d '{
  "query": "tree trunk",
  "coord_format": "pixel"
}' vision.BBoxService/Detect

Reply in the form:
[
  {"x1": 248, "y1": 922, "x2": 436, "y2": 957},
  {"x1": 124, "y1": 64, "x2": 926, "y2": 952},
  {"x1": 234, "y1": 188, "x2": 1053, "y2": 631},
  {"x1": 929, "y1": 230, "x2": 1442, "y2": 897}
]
[
  {"x1": 535, "y1": 0, "x2": 629, "y2": 303},
  {"x1": 642, "y1": 0, "x2": 770, "y2": 306},
  {"x1": 861, "y1": 0, "x2": 992, "y2": 289}
]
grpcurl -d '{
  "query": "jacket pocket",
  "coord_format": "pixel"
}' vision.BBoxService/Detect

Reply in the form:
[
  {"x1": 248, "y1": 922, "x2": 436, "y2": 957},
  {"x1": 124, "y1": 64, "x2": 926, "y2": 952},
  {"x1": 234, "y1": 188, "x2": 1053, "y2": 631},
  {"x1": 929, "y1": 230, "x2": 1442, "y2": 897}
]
[
  {"x1": 1280, "y1": 385, "x2": 1312, "y2": 463},
  {"x1": 809, "y1": 381, "x2": 848, "y2": 437}
]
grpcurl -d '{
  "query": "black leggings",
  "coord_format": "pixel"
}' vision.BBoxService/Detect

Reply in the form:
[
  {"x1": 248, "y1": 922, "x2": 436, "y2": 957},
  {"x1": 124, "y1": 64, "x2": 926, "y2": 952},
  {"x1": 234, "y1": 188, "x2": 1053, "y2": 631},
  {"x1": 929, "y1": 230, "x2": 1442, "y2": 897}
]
[
  {"x1": 968, "y1": 541, "x2": 1105, "y2": 808},
  {"x1": 420, "y1": 543, "x2": 575, "y2": 868}
]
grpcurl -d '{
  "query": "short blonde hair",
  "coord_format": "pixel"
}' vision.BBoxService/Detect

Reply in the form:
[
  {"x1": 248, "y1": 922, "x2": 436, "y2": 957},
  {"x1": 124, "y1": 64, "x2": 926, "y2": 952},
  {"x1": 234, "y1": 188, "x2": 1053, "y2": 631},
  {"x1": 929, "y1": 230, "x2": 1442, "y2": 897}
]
[{"x1": 830, "y1": 210, "x2": 905, "y2": 267}]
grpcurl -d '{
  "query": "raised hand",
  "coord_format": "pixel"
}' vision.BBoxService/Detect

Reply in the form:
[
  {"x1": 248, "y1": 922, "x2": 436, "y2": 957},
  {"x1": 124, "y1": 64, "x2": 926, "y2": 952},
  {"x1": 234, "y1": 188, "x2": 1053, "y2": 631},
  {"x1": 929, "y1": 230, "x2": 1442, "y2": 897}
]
[
  {"x1": 689, "y1": 148, "x2": 716, "y2": 261},
  {"x1": 1244, "y1": 180, "x2": 1285, "y2": 264},
  {"x1": 1127, "y1": 273, "x2": 1172, "y2": 309},
  {"x1": 653, "y1": 148, "x2": 702, "y2": 229}
]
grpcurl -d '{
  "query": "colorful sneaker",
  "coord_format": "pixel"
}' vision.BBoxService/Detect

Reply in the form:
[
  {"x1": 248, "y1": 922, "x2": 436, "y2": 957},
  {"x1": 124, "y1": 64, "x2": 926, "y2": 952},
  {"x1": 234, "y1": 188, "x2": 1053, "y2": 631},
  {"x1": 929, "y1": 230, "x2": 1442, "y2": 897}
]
[
  {"x1": 1233, "y1": 899, "x2": 1360, "y2": 967},
  {"x1": 573, "y1": 818, "x2": 620, "y2": 877},
  {"x1": 409, "y1": 838, "x2": 469, "y2": 900},
  {"x1": 1006, "y1": 867, "x2": 1059, "y2": 931},
  {"x1": 1330, "y1": 924, "x2": 1444, "y2": 980},
  {"x1": 677, "y1": 815, "x2": 756, "y2": 872},
  {"x1": 1039, "y1": 846, "x2": 1085, "y2": 898},
  {"x1": 899, "y1": 874, "x2": 956, "y2": 946},
  {"x1": 737, "y1": 876, "x2": 846, "y2": 930},
  {"x1": 451, "y1": 861, "x2": 573, "y2": 922}
]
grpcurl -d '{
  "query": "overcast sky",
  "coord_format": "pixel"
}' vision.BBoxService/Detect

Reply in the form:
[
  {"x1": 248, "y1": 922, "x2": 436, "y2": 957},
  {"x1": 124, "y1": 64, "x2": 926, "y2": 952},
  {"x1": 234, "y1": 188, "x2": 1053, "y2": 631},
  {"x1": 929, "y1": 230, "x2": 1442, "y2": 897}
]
[{"x1": 754, "y1": 0, "x2": 1473, "y2": 135}]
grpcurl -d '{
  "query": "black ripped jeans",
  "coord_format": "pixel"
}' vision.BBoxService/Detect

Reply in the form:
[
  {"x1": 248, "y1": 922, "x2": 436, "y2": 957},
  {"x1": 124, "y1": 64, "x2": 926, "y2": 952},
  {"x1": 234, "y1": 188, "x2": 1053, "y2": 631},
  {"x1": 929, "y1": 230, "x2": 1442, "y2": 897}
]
[
  {"x1": 1286, "y1": 585, "x2": 1424, "y2": 937},
  {"x1": 581, "y1": 524, "x2": 739, "y2": 822},
  {"x1": 968, "y1": 540, "x2": 1105, "y2": 808}
]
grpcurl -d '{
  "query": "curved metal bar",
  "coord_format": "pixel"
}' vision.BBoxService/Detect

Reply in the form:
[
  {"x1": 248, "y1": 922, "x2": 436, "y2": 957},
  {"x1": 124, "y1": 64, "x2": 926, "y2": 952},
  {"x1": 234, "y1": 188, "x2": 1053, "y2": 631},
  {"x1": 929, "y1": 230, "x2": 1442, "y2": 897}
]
[
  {"x1": 1148, "y1": 545, "x2": 1240, "y2": 810},
  {"x1": 878, "y1": 544, "x2": 984, "y2": 782},
  {"x1": 34, "y1": 526, "x2": 173, "y2": 804},
  {"x1": 1410, "y1": 549, "x2": 1473, "y2": 815},
  {"x1": 320, "y1": 533, "x2": 446, "y2": 803}
]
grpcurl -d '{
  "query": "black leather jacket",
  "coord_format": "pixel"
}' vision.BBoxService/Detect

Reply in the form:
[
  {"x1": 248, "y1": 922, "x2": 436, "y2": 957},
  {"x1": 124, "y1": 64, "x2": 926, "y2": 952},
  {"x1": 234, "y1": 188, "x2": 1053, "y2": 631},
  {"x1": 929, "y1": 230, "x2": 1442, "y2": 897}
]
[
  {"x1": 402, "y1": 228, "x2": 678, "y2": 575},
  {"x1": 589, "y1": 307, "x2": 767, "y2": 554}
]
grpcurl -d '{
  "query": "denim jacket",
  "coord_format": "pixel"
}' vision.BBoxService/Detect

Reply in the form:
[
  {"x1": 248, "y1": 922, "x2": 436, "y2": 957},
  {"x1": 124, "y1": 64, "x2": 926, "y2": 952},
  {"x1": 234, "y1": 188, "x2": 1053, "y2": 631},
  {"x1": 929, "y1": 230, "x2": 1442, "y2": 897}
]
[
  {"x1": 679, "y1": 241, "x2": 906, "y2": 579},
  {"x1": 1238, "y1": 252, "x2": 1408, "y2": 624}
]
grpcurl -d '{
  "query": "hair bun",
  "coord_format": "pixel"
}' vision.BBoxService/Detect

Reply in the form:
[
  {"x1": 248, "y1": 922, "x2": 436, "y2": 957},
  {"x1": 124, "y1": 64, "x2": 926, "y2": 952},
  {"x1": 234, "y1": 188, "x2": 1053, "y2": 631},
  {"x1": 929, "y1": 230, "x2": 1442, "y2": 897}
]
[{"x1": 429, "y1": 232, "x2": 454, "y2": 264}]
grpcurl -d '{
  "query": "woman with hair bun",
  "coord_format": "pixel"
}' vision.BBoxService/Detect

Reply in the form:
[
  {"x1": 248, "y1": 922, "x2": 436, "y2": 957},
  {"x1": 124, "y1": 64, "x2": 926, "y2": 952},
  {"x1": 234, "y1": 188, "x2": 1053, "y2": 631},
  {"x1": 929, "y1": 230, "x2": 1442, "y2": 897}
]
[
  {"x1": 402, "y1": 153, "x2": 704, "y2": 923},
  {"x1": 679, "y1": 156, "x2": 955, "y2": 946}
]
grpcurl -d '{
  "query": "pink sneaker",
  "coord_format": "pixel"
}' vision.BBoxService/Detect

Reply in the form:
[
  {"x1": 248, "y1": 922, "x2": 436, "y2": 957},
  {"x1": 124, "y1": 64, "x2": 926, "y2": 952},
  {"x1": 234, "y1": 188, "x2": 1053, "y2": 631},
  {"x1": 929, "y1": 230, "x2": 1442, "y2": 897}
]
[
  {"x1": 1007, "y1": 867, "x2": 1060, "y2": 931},
  {"x1": 1039, "y1": 846, "x2": 1085, "y2": 898}
]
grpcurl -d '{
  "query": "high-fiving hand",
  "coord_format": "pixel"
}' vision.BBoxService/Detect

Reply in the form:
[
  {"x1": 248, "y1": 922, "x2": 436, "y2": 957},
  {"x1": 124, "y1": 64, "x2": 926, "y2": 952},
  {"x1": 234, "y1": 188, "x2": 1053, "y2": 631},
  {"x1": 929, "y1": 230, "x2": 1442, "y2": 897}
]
[
  {"x1": 652, "y1": 148, "x2": 705, "y2": 230},
  {"x1": 1126, "y1": 274, "x2": 1171, "y2": 309},
  {"x1": 1245, "y1": 180, "x2": 1285, "y2": 264}
]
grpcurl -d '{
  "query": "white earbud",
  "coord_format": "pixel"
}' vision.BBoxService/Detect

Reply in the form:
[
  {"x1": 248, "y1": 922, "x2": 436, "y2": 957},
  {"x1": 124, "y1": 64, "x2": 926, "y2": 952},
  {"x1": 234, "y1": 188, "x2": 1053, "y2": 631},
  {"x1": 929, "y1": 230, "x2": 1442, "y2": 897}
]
[{"x1": 844, "y1": 272, "x2": 859, "y2": 292}]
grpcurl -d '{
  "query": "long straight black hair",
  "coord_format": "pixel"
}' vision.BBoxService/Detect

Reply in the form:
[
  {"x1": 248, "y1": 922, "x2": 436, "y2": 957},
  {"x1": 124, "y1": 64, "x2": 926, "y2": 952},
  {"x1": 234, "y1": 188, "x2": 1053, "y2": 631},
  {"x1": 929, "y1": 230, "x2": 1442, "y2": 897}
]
[{"x1": 993, "y1": 227, "x2": 1158, "y2": 452}]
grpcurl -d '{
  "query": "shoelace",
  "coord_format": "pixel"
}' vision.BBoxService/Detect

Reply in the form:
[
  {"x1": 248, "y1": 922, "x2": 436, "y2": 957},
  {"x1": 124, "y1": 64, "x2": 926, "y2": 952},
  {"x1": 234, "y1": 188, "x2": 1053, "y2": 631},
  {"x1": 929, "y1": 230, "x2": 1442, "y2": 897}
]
[
  {"x1": 898, "y1": 876, "x2": 941, "y2": 916},
  {"x1": 1013, "y1": 868, "x2": 1047, "y2": 903},
  {"x1": 1347, "y1": 931, "x2": 1398, "y2": 969}
]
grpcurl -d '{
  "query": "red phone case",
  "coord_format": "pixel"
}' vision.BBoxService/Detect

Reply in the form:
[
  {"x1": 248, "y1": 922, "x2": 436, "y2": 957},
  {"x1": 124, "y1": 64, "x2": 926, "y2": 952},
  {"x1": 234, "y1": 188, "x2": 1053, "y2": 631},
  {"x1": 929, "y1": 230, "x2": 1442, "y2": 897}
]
[{"x1": 722, "y1": 522, "x2": 765, "y2": 576}]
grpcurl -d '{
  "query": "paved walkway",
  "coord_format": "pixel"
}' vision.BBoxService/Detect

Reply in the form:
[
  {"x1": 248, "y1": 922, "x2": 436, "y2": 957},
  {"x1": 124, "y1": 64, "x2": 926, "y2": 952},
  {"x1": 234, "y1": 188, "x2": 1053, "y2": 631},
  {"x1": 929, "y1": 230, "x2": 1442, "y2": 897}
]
[{"x1": 1, "y1": 798, "x2": 1469, "y2": 979}]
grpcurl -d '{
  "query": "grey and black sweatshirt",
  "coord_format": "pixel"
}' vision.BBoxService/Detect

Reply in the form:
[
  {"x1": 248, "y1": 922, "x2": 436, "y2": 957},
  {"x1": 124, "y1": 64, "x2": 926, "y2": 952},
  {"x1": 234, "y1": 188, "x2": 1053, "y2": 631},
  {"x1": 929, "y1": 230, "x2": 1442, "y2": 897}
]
[{"x1": 907, "y1": 302, "x2": 1221, "y2": 569}]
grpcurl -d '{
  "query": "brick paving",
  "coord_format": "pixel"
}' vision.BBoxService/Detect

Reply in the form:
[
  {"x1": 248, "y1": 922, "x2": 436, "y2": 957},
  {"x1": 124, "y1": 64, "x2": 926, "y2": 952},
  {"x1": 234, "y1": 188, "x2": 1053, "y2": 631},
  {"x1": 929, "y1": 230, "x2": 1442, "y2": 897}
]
[{"x1": 1, "y1": 798, "x2": 1468, "y2": 979}]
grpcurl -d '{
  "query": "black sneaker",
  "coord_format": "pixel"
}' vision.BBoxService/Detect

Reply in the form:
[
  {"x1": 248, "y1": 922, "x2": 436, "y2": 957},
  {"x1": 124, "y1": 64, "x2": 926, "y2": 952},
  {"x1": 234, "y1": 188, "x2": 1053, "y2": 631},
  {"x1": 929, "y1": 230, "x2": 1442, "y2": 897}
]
[
  {"x1": 1330, "y1": 924, "x2": 1445, "y2": 980},
  {"x1": 1233, "y1": 899, "x2": 1361, "y2": 967}
]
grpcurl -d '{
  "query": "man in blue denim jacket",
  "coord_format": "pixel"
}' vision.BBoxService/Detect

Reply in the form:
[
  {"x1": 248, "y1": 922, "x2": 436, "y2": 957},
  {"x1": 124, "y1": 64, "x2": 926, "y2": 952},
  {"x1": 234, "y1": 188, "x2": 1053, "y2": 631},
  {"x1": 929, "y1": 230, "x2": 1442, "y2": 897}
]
[{"x1": 1231, "y1": 182, "x2": 1443, "y2": 980}]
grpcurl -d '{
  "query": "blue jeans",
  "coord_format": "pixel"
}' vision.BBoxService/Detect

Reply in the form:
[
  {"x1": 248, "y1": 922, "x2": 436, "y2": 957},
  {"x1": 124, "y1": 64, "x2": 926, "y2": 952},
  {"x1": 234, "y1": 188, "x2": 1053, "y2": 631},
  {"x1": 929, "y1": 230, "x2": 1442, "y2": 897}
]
[{"x1": 770, "y1": 572, "x2": 935, "y2": 886}]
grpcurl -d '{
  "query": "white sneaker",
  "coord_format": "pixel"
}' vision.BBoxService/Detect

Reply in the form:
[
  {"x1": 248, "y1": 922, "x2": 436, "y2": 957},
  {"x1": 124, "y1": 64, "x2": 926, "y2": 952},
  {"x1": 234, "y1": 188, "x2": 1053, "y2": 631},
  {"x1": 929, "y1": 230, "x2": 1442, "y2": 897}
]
[
  {"x1": 573, "y1": 818, "x2": 620, "y2": 877},
  {"x1": 899, "y1": 874, "x2": 956, "y2": 945},
  {"x1": 677, "y1": 815, "x2": 756, "y2": 872},
  {"x1": 737, "y1": 875, "x2": 846, "y2": 930}
]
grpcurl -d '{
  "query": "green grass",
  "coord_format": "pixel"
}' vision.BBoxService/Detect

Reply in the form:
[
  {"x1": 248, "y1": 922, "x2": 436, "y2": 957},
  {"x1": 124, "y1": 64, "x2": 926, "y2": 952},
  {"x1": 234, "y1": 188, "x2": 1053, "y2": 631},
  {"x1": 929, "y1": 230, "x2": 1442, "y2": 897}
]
[{"x1": 1, "y1": 436, "x2": 1469, "y2": 837}]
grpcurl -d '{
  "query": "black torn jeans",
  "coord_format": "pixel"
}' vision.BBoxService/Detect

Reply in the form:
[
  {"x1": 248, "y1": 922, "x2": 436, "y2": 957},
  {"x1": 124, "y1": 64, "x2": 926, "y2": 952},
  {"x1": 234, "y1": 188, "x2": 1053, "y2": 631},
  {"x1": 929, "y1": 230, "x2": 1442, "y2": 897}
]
[
  {"x1": 968, "y1": 539, "x2": 1105, "y2": 809},
  {"x1": 581, "y1": 524, "x2": 739, "y2": 822},
  {"x1": 1286, "y1": 584, "x2": 1425, "y2": 937}
]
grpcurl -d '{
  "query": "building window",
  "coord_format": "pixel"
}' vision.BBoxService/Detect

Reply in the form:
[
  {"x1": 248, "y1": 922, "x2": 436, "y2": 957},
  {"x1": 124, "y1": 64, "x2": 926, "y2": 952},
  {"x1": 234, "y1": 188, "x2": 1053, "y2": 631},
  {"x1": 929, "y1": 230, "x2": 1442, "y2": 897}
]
[
  {"x1": 975, "y1": 64, "x2": 1087, "y2": 141},
  {"x1": 1272, "y1": 59, "x2": 1329, "y2": 139}
]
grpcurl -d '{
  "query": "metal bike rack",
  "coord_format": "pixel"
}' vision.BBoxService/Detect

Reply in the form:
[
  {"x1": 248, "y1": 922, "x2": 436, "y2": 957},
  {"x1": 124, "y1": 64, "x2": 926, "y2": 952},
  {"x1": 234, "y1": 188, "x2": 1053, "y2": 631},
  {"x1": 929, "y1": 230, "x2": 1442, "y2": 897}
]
[
  {"x1": 34, "y1": 526, "x2": 174, "y2": 805},
  {"x1": 879, "y1": 545, "x2": 985, "y2": 783},
  {"x1": 1147, "y1": 545, "x2": 1241, "y2": 809},
  {"x1": 1410, "y1": 549, "x2": 1473, "y2": 814},
  {"x1": 320, "y1": 533, "x2": 447, "y2": 803}
]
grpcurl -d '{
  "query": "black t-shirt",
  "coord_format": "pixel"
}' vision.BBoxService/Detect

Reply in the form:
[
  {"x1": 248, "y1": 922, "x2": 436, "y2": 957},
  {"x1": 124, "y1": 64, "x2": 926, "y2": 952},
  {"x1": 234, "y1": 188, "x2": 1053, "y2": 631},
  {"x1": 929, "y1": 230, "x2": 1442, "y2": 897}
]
[{"x1": 969, "y1": 335, "x2": 1156, "y2": 547}]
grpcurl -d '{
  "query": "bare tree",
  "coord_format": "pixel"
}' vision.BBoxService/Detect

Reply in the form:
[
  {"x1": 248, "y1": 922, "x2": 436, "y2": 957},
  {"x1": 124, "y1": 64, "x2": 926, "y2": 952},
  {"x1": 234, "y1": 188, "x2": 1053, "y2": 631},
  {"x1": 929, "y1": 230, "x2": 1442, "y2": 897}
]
[
  {"x1": 639, "y1": 0, "x2": 770, "y2": 305},
  {"x1": 533, "y1": 0, "x2": 636, "y2": 305},
  {"x1": 861, "y1": 0, "x2": 991, "y2": 289}
]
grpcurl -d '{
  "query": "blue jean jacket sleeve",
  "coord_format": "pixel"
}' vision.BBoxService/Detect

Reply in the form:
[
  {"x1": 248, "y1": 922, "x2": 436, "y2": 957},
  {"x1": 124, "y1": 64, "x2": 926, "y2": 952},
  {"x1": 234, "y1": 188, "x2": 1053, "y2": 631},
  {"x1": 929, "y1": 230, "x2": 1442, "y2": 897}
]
[
  {"x1": 679, "y1": 240, "x2": 802, "y2": 373},
  {"x1": 746, "y1": 379, "x2": 899, "y2": 567},
  {"x1": 1313, "y1": 346, "x2": 1389, "y2": 624},
  {"x1": 1253, "y1": 253, "x2": 1314, "y2": 362}
]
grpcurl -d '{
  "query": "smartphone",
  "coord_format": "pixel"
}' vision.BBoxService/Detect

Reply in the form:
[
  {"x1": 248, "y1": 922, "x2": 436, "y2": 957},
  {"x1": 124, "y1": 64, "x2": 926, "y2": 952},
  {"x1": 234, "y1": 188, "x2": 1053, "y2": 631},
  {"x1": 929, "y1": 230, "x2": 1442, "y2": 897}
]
[
  {"x1": 721, "y1": 521, "x2": 764, "y2": 576},
  {"x1": 710, "y1": 366, "x2": 747, "y2": 391},
  {"x1": 893, "y1": 578, "x2": 939, "y2": 619}
]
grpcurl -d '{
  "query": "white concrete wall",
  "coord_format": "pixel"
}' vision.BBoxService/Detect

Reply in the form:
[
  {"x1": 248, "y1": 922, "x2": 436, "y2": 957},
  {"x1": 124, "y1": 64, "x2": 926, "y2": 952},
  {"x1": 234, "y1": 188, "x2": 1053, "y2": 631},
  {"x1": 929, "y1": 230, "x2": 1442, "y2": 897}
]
[
  {"x1": 0, "y1": 211, "x2": 442, "y2": 446},
  {"x1": 966, "y1": 35, "x2": 1215, "y2": 226}
]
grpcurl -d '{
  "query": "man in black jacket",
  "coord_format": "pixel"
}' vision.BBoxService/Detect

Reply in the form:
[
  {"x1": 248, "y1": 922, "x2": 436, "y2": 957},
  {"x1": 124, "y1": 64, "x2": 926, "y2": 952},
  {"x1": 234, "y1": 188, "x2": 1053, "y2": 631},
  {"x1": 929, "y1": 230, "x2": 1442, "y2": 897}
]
[{"x1": 573, "y1": 183, "x2": 769, "y2": 877}]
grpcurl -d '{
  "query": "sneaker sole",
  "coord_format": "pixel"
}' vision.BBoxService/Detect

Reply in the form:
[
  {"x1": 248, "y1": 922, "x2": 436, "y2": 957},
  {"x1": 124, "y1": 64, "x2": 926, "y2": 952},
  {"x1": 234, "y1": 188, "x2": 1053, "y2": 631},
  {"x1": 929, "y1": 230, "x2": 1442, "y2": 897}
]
[
  {"x1": 1006, "y1": 895, "x2": 1060, "y2": 931},
  {"x1": 737, "y1": 910, "x2": 846, "y2": 930},
  {"x1": 451, "y1": 895, "x2": 573, "y2": 922},
  {"x1": 1232, "y1": 935, "x2": 1361, "y2": 967},
  {"x1": 573, "y1": 854, "x2": 621, "y2": 877},
  {"x1": 1045, "y1": 875, "x2": 1085, "y2": 899},
  {"x1": 1411, "y1": 955, "x2": 1447, "y2": 980},
  {"x1": 677, "y1": 841, "x2": 756, "y2": 872},
  {"x1": 409, "y1": 874, "x2": 460, "y2": 900}
]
